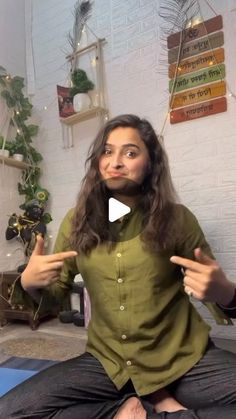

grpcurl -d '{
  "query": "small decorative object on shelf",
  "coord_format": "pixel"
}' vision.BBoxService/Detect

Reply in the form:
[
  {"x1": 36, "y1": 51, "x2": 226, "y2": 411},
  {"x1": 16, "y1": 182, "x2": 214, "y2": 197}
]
[
  {"x1": 57, "y1": 85, "x2": 75, "y2": 118},
  {"x1": 5, "y1": 198, "x2": 50, "y2": 272},
  {"x1": 70, "y1": 68, "x2": 94, "y2": 112},
  {"x1": 0, "y1": 137, "x2": 12, "y2": 157},
  {"x1": 12, "y1": 153, "x2": 24, "y2": 162}
]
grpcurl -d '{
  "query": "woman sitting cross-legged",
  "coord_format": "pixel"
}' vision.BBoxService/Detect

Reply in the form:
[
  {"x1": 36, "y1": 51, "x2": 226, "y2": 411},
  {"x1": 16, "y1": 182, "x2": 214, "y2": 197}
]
[{"x1": 2, "y1": 114, "x2": 236, "y2": 419}]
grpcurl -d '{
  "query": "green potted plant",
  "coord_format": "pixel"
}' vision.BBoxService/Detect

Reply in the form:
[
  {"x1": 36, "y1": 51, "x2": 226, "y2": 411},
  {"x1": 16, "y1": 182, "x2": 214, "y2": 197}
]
[
  {"x1": 11, "y1": 137, "x2": 27, "y2": 161},
  {"x1": 69, "y1": 68, "x2": 94, "y2": 112},
  {"x1": 0, "y1": 136, "x2": 13, "y2": 157},
  {"x1": 0, "y1": 67, "x2": 52, "y2": 224}
]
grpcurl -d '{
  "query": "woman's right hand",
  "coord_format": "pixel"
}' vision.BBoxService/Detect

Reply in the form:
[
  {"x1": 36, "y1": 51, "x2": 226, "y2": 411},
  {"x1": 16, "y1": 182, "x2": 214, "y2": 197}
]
[{"x1": 21, "y1": 235, "x2": 78, "y2": 291}]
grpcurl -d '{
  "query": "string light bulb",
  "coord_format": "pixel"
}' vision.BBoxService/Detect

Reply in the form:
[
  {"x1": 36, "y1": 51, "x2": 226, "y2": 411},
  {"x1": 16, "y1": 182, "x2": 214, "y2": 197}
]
[
  {"x1": 17, "y1": 129, "x2": 20, "y2": 134},
  {"x1": 91, "y1": 58, "x2": 97, "y2": 67},
  {"x1": 16, "y1": 111, "x2": 20, "y2": 115},
  {"x1": 192, "y1": 18, "x2": 202, "y2": 26},
  {"x1": 43, "y1": 106, "x2": 47, "y2": 110}
]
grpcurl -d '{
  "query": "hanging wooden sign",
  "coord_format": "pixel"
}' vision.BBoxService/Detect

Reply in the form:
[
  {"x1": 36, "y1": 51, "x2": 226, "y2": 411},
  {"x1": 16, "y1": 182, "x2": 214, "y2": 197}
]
[
  {"x1": 169, "y1": 64, "x2": 225, "y2": 93},
  {"x1": 167, "y1": 15, "x2": 223, "y2": 49},
  {"x1": 171, "y1": 81, "x2": 226, "y2": 109},
  {"x1": 170, "y1": 96, "x2": 227, "y2": 124},
  {"x1": 168, "y1": 48, "x2": 224, "y2": 78},
  {"x1": 168, "y1": 31, "x2": 224, "y2": 64}
]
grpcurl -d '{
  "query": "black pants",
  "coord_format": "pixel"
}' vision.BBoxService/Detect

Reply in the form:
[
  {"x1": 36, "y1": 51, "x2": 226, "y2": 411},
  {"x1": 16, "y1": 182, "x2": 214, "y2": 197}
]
[{"x1": 1, "y1": 342, "x2": 236, "y2": 418}]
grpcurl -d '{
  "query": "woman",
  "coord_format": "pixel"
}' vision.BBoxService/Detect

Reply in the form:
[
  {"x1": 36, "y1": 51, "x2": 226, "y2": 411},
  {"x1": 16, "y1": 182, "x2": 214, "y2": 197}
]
[{"x1": 2, "y1": 114, "x2": 236, "y2": 419}]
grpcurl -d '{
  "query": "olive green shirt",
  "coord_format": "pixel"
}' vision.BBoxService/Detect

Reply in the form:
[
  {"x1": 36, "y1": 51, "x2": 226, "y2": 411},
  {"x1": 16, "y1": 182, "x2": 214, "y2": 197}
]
[{"x1": 10, "y1": 204, "x2": 233, "y2": 396}]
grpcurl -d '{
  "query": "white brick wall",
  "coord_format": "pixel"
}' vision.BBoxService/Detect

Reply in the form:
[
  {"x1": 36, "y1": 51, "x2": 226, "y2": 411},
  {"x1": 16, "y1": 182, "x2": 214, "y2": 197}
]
[
  {"x1": 1, "y1": 0, "x2": 236, "y2": 337},
  {"x1": 0, "y1": 0, "x2": 26, "y2": 271}
]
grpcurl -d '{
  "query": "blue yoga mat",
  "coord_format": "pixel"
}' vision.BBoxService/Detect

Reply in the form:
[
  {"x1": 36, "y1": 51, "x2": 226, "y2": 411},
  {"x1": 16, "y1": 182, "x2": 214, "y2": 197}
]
[
  {"x1": 0, "y1": 368, "x2": 37, "y2": 396},
  {"x1": 0, "y1": 357, "x2": 57, "y2": 397}
]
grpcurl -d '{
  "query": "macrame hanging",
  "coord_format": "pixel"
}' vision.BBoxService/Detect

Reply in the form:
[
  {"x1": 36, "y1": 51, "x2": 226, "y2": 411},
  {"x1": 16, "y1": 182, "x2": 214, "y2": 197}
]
[{"x1": 60, "y1": 0, "x2": 108, "y2": 148}]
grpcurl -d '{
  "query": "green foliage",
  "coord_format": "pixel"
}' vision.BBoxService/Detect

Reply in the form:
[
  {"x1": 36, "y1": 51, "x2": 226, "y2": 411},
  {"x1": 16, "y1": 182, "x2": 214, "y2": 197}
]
[
  {"x1": 42, "y1": 212, "x2": 53, "y2": 224},
  {"x1": 0, "y1": 136, "x2": 13, "y2": 152},
  {"x1": 0, "y1": 70, "x2": 52, "y2": 223},
  {"x1": 70, "y1": 68, "x2": 94, "y2": 96}
]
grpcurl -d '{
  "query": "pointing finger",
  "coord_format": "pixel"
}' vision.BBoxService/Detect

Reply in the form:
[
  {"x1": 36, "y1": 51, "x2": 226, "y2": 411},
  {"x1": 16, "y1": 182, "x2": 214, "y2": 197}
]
[
  {"x1": 48, "y1": 251, "x2": 78, "y2": 262},
  {"x1": 170, "y1": 255, "x2": 208, "y2": 273},
  {"x1": 32, "y1": 235, "x2": 44, "y2": 256}
]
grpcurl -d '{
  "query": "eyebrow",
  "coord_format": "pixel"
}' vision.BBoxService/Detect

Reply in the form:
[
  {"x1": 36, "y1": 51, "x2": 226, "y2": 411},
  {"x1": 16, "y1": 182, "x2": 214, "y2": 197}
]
[{"x1": 105, "y1": 142, "x2": 140, "y2": 150}]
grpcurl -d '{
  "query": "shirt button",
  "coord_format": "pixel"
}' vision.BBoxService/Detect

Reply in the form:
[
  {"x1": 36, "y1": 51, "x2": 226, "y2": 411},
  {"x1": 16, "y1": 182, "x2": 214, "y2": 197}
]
[
  {"x1": 117, "y1": 253, "x2": 122, "y2": 258},
  {"x1": 121, "y1": 334, "x2": 127, "y2": 340},
  {"x1": 126, "y1": 360, "x2": 132, "y2": 366},
  {"x1": 117, "y1": 278, "x2": 123, "y2": 283},
  {"x1": 120, "y1": 305, "x2": 125, "y2": 311}
]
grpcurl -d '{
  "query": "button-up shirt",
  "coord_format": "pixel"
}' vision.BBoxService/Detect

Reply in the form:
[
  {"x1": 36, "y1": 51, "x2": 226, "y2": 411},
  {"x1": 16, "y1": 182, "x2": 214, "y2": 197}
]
[{"x1": 10, "y1": 204, "x2": 233, "y2": 396}]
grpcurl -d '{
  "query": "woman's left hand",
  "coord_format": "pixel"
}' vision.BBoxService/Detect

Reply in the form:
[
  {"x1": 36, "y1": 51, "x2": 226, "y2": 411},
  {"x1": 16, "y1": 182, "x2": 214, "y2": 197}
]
[{"x1": 170, "y1": 248, "x2": 236, "y2": 306}]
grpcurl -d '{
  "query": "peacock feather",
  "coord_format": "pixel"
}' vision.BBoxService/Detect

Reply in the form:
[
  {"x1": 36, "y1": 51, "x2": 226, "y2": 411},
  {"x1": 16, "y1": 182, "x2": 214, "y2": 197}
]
[{"x1": 67, "y1": 1, "x2": 93, "y2": 63}]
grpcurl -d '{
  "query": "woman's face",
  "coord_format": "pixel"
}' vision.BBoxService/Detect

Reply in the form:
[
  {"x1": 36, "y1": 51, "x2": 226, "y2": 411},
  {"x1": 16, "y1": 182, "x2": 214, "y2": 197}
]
[{"x1": 99, "y1": 127, "x2": 150, "y2": 188}]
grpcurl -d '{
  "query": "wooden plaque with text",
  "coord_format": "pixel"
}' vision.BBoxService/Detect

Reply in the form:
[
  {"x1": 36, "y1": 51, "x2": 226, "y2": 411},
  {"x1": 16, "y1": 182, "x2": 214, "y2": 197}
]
[
  {"x1": 171, "y1": 81, "x2": 226, "y2": 109},
  {"x1": 168, "y1": 32, "x2": 224, "y2": 64},
  {"x1": 167, "y1": 15, "x2": 223, "y2": 49},
  {"x1": 170, "y1": 97, "x2": 227, "y2": 124},
  {"x1": 169, "y1": 48, "x2": 224, "y2": 78}
]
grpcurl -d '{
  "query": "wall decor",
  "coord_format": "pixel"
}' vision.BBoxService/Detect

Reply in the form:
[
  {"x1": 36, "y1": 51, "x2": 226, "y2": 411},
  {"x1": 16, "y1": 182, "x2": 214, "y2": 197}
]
[
  {"x1": 167, "y1": 14, "x2": 227, "y2": 124},
  {"x1": 59, "y1": 0, "x2": 109, "y2": 148}
]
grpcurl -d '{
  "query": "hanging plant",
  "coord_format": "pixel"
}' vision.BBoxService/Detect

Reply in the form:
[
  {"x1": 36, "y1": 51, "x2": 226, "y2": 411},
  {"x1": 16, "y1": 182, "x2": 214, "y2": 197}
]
[
  {"x1": 0, "y1": 67, "x2": 52, "y2": 224},
  {"x1": 70, "y1": 68, "x2": 94, "y2": 96}
]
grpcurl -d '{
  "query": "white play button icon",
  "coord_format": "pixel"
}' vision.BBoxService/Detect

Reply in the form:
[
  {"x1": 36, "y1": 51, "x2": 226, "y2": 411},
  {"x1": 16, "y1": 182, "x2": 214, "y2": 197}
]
[{"x1": 108, "y1": 198, "x2": 131, "y2": 222}]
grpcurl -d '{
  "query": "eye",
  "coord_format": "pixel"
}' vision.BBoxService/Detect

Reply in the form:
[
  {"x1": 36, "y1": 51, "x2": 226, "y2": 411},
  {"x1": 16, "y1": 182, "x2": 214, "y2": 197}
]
[
  {"x1": 126, "y1": 150, "x2": 137, "y2": 158},
  {"x1": 104, "y1": 148, "x2": 112, "y2": 155}
]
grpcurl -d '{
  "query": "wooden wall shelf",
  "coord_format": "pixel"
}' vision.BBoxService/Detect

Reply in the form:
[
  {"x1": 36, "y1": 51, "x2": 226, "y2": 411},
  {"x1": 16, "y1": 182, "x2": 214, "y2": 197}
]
[
  {"x1": 0, "y1": 156, "x2": 31, "y2": 169},
  {"x1": 60, "y1": 106, "x2": 108, "y2": 126}
]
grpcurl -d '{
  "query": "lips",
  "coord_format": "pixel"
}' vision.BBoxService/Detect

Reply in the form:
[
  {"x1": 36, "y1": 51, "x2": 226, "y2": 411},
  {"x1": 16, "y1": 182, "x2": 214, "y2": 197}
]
[{"x1": 107, "y1": 173, "x2": 125, "y2": 177}]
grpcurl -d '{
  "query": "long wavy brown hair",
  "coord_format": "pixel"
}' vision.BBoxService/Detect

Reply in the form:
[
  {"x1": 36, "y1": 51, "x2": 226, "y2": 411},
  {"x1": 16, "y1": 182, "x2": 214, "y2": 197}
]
[{"x1": 70, "y1": 114, "x2": 179, "y2": 254}]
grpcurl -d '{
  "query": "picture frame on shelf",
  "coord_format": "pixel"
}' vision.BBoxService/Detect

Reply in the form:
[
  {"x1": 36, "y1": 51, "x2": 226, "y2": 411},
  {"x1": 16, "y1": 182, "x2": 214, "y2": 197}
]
[{"x1": 57, "y1": 85, "x2": 76, "y2": 118}]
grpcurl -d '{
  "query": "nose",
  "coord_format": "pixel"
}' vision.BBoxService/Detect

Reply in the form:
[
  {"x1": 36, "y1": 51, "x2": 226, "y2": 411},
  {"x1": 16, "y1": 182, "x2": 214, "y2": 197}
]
[{"x1": 110, "y1": 152, "x2": 124, "y2": 169}]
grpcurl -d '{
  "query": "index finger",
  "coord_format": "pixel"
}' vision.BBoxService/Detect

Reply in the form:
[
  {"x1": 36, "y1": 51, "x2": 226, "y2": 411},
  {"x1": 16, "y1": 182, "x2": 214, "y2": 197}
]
[
  {"x1": 170, "y1": 255, "x2": 207, "y2": 273},
  {"x1": 47, "y1": 251, "x2": 78, "y2": 262}
]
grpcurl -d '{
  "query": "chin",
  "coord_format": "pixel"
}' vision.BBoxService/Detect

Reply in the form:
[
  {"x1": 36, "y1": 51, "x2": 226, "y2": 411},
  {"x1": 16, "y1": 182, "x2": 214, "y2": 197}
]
[
  {"x1": 104, "y1": 177, "x2": 141, "y2": 195},
  {"x1": 104, "y1": 177, "x2": 129, "y2": 190}
]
